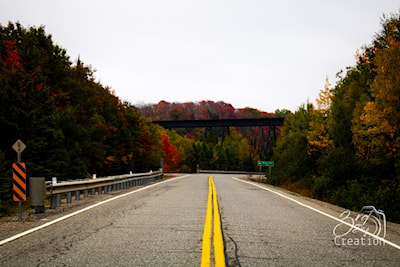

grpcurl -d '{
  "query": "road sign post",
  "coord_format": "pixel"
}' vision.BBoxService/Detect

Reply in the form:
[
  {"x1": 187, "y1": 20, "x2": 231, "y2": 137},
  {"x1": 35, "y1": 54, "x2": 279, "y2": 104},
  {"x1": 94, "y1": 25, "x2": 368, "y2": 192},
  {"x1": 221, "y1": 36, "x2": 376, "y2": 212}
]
[
  {"x1": 257, "y1": 161, "x2": 274, "y2": 180},
  {"x1": 12, "y1": 139, "x2": 26, "y2": 221},
  {"x1": 257, "y1": 161, "x2": 274, "y2": 167},
  {"x1": 12, "y1": 139, "x2": 26, "y2": 163},
  {"x1": 269, "y1": 166, "x2": 272, "y2": 180}
]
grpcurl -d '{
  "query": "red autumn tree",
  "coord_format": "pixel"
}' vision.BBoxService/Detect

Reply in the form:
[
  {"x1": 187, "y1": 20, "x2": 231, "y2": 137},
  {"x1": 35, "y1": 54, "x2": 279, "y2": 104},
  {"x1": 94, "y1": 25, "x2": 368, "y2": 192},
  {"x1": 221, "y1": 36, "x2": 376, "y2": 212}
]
[{"x1": 161, "y1": 133, "x2": 180, "y2": 172}]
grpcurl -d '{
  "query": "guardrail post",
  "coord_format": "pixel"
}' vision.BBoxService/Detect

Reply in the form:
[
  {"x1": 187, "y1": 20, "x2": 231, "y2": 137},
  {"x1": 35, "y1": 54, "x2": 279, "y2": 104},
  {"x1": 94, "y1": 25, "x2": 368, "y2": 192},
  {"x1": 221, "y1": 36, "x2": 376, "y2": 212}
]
[
  {"x1": 91, "y1": 188, "x2": 96, "y2": 195},
  {"x1": 84, "y1": 189, "x2": 88, "y2": 197},
  {"x1": 67, "y1": 192, "x2": 72, "y2": 203},
  {"x1": 75, "y1": 191, "x2": 80, "y2": 200},
  {"x1": 57, "y1": 194, "x2": 61, "y2": 207},
  {"x1": 50, "y1": 195, "x2": 56, "y2": 209},
  {"x1": 50, "y1": 194, "x2": 61, "y2": 209}
]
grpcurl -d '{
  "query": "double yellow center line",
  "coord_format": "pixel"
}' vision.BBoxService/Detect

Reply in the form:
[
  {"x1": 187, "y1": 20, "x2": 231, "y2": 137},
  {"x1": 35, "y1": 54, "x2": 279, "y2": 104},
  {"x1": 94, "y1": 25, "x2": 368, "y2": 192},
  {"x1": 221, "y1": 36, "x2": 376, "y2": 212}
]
[{"x1": 201, "y1": 176, "x2": 226, "y2": 267}]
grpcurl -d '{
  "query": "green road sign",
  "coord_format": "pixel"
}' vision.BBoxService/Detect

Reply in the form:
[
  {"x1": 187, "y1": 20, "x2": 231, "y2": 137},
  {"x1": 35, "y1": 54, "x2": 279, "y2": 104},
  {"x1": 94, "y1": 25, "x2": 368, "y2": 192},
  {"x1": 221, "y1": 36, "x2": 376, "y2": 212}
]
[{"x1": 257, "y1": 161, "x2": 274, "y2": 167}]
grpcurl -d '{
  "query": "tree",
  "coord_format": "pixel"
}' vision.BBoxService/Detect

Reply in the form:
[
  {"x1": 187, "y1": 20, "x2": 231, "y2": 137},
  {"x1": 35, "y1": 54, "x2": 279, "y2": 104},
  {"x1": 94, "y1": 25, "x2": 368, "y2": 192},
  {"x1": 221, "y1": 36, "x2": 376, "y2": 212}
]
[
  {"x1": 272, "y1": 104, "x2": 315, "y2": 185},
  {"x1": 0, "y1": 23, "x2": 73, "y2": 178},
  {"x1": 161, "y1": 133, "x2": 180, "y2": 172},
  {"x1": 308, "y1": 77, "x2": 333, "y2": 157},
  {"x1": 166, "y1": 130, "x2": 196, "y2": 172},
  {"x1": 274, "y1": 109, "x2": 292, "y2": 117},
  {"x1": 316, "y1": 76, "x2": 333, "y2": 114},
  {"x1": 126, "y1": 106, "x2": 163, "y2": 172},
  {"x1": 352, "y1": 16, "x2": 400, "y2": 176}
]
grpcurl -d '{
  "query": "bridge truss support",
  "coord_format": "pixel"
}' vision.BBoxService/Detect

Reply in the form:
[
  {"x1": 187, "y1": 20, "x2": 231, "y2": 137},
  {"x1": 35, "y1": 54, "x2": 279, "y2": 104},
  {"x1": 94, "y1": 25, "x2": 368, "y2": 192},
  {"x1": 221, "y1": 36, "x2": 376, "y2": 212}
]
[
  {"x1": 204, "y1": 126, "x2": 230, "y2": 143},
  {"x1": 264, "y1": 125, "x2": 280, "y2": 157}
]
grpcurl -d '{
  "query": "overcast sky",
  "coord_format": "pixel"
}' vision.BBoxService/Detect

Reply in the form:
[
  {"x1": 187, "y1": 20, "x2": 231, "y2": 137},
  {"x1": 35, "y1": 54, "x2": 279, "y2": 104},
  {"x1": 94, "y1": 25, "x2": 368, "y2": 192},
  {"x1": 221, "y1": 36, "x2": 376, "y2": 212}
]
[{"x1": 2, "y1": 1, "x2": 399, "y2": 112}]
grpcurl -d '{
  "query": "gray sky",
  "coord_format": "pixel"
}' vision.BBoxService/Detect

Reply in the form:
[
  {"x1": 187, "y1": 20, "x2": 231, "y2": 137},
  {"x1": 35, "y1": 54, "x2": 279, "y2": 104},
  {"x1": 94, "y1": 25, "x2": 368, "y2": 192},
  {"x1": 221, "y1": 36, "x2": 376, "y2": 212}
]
[{"x1": 2, "y1": 1, "x2": 399, "y2": 112}]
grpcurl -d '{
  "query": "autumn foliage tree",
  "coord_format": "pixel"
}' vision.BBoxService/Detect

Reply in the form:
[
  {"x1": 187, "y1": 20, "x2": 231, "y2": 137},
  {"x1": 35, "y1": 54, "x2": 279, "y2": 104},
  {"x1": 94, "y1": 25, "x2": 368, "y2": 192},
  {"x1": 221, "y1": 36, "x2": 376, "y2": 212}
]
[
  {"x1": 307, "y1": 76, "x2": 333, "y2": 158},
  {"x1": 272, "y1": 13, "x2": 400, "y2": 221},
  {"x1": 161, "y1": 133, "x2": 180, "y2": 172},
  {"x1": 353, "y1": 28, "x2": 400, "y2": 167},
  {"x1": 0, "y1": 23, "x2": 164, "y2": 212}
]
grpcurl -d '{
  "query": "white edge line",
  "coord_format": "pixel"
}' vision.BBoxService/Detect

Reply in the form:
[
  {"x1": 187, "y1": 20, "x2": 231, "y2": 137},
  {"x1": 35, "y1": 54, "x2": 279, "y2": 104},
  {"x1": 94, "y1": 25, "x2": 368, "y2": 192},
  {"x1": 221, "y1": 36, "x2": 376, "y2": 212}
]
[
  {"x1": 231, "y1": 176, "x2": 400, "y2": 250},
  {"x1": 0, "y1": 175, "x2": 190, "y2": 246}
]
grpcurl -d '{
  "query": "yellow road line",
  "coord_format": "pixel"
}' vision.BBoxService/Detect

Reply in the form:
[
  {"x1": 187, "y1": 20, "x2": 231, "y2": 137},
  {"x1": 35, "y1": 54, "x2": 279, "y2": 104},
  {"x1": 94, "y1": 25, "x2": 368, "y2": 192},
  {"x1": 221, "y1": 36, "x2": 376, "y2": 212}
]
[
  {"x1": 201, "y1": 176, "x2": 226, "y2": 267},
  {"x1": 211, "y1": 177, "x2": 226, "y2": 267},
  {"x1": 201, "y1": 177, "x2": 213, "y2": 267}
]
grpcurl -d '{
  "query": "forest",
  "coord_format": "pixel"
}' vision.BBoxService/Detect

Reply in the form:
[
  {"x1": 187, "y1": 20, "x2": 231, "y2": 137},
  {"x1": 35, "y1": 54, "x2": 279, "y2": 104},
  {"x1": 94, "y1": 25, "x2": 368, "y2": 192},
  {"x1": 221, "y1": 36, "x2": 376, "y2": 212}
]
[
  {"x1": 271, "y1": 13, "x2": 400, "y2": 222},
  {"x1": 0, "y1": 22, "x2": 167, "y2": 212},
  {"x1": 1, "y1": 12, "x2": 400, "y2": 221}
]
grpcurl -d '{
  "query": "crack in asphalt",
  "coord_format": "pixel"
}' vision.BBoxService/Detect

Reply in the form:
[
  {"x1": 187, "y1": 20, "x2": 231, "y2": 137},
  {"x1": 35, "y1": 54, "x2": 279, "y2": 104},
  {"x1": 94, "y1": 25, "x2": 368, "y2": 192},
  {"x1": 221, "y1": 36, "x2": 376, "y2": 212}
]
[{"x1": 227, "y1": 234, "x2": 242, "y2": 267}]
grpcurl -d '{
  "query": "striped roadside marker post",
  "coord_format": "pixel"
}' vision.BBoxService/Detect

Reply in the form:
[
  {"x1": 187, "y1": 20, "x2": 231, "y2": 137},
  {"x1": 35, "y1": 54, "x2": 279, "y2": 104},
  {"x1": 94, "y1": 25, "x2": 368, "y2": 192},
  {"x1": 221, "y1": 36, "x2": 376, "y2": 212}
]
[
  {"x1": 13, "y1": 163, "x2": 27, "y2": 202},
  {"x1": 12, "y1": 139, "x2": 27, "y2": 221}
]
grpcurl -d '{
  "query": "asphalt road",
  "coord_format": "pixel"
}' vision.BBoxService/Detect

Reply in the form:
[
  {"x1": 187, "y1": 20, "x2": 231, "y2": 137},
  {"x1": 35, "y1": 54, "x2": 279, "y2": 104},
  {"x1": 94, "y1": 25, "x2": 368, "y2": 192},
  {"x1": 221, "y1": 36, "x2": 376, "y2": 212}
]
[{"x1": 1, "y1": 174, "x2": 400, "y2": 266}]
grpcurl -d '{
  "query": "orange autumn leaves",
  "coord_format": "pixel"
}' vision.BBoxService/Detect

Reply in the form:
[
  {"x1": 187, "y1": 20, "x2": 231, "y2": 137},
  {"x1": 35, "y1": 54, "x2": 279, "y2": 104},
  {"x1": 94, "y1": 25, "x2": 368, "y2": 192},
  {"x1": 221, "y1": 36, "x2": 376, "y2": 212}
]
[{"x1": 352, "y1": 21, "x2": 400, "y2": 162}]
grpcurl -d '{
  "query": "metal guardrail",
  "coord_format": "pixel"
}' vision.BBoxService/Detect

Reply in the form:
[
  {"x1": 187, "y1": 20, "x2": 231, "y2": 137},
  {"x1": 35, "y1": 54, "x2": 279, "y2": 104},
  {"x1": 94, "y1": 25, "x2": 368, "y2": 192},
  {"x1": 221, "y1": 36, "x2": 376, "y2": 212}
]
[{"x1": 43, "y1": 170, "x2": 163, "y2": 209}]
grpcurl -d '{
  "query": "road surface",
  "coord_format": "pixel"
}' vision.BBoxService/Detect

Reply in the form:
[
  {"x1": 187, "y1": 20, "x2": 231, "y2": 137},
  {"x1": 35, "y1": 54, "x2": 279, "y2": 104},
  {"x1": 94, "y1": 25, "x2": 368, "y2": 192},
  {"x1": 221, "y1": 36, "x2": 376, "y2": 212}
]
[{"x1": 1, "y1": 174, "x2": 400, "y2": 266}]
